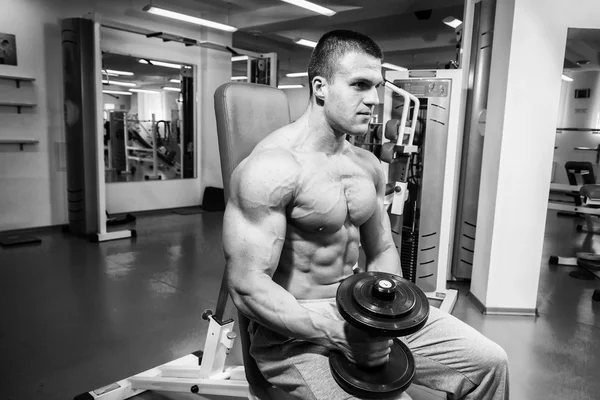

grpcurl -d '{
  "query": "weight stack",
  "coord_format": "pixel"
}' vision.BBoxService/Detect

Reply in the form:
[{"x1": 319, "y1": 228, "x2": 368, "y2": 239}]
[
  {"x1": 61, "y1": 17, "x2": 100, "y2": 235},
  {"x1": 109, "y1": 111, "x2": 127, "y2": 172},
  {"x1": 400, "y1": 228, "x2": 419, "y2": 283}
]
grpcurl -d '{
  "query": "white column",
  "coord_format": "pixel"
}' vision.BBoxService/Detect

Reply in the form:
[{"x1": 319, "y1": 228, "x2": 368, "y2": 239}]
[{"x1": 470, "y1": 0, "x2": 569, "y2": 314}]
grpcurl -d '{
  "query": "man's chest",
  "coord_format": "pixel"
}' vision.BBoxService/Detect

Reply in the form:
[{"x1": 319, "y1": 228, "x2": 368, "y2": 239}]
[{"x1": 288, "y1": 157, "x2": 378, "y2": 232}]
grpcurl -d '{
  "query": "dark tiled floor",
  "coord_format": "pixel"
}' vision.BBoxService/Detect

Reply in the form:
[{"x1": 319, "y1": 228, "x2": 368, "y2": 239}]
[{"x1": 0, "y1": 210, "x2": 598, "y2": 400}]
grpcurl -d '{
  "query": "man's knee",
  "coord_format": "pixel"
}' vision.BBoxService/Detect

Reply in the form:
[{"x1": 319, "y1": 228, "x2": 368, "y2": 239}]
[{"x1": 480, "y1": 340, "x2": 509, "y2": 373}]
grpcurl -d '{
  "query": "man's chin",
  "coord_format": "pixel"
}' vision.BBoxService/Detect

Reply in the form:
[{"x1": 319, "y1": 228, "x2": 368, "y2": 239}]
[{"x1": 347, "y1": 127, "x2": 369, "y2": 137}]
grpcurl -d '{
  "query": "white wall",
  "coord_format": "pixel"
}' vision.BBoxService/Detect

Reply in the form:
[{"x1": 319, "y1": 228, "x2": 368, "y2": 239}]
[
  {"x1": 0, "y1": 0, "x2": 232, "y2": 230},
  {"x1": 560, "y1": 70, "x2": 600, "y2": 129},
  {"x1": 102, "y1": 93, "x2": 131, "y2": 111},
  {"x1": 471, "y1": 0, "x2": 600, "y2": 311}
]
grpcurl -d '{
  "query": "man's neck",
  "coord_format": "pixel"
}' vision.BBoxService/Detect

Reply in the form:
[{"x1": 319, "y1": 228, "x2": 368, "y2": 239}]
[{"x1": 295, "y1": 101, "x2": 347, "y2": 156}]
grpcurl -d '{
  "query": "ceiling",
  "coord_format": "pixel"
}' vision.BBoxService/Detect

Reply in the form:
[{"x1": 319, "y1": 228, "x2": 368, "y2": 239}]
[
  {"x1": 149, "y1": 0, "x2": 466, "y2": 84},
  {"x1": 564, "y1": 28, "x2": 600, "y2": 72},
  {"x1": 106, "y1": 1, "x2": 600, "y2": 87}
]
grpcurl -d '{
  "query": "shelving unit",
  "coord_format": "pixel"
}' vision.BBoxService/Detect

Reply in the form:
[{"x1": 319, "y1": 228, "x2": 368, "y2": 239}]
[
  {"x1": 0, "y1": 100, "x2": 37, "y2": 114},
  {"x1": 0, "y1": 74, "x2": 36, "y2": 88},
  {"x1": 0, "y1": 138, "x2": 39, "y2": 151},
  {"x1": 0, "y1": 75, "x2": 38, "y2": 149}
]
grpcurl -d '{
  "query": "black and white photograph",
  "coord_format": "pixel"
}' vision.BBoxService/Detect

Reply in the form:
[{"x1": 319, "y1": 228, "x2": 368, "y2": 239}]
[
  {"x1": 0, "y1": 32, "x2": 17, "y2": 66},
  {"x1": 1, "y1": 2, "x2": 600, "y2": 400}
]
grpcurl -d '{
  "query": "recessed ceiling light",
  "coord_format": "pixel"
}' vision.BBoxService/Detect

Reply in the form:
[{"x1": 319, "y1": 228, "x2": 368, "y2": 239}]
[
  {"x1": 144, "y1": 6, "x2": 237, "y2": 32},
  {"x1": 129, "y1": 88, "x2": 160, "y2": 94},
  {"x1": 286, "y1": 72, "x2": 308, "y2": 77},
  {"x1": 278, "y1": 84, "x2": 304, "y2": 89},
  {"x1": 442, "y1": 16, "x2": 462, "y2": 29},
  {"x1": 105, "y1": 69, "x2": 134, "y2": 76},
  {"x1": 561, "y1": 74, "x2": 573, "y2": 82},
  {"x1": 281, "y1": 0, "x2": 336, "y2": 17},
  {"x1": 103, "y1": 90, "x2": 133, "y2": 96},
  {"x1": 294, "y1": 38, "x2": 318, "y2": 48}
]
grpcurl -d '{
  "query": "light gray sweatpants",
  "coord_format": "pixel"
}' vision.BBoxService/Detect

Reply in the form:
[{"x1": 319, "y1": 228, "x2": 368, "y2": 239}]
[{"x1": 248, "y1": 298, "x2": 509, "y2": 400}]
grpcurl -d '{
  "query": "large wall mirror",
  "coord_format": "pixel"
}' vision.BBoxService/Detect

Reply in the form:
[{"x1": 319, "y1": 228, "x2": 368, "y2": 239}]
[
  {"x1": 101, "y1": 52, "x2": 196, "y2": 182},
  {"x1": 552, "y1": 28, "x2": 600, "y2": 185}
]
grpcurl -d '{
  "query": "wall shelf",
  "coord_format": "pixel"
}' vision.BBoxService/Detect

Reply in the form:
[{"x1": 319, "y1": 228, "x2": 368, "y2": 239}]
[
  {"x1": 0, "y1": 138, "x2": 39, "y2": 151},
  {"x1": 0, "y1": 101, "x2": 37, "y2": 114},
  {"x1": 0, "y1": 74, "x2": 36, "y2": 88}
]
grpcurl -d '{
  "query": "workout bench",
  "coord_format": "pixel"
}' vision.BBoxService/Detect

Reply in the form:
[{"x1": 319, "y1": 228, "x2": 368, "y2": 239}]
[
  {"x1": 74, "y1": 83, "x2": 445, "y2": 400},
  {"x1": 549, "y1": 181, "x2": 600, "y2": 301}
]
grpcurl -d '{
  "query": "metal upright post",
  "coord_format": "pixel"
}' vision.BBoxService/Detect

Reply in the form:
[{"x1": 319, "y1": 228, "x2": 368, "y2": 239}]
[
  {"x1": 124, "y1": 113, "x2": 131, "y2": 174},
  {"x1": 152, "y1": 113, "x2": 158, "y2": 176}
]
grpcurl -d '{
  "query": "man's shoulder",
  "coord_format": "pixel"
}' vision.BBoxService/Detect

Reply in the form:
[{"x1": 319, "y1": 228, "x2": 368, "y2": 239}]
[
  {"x1": 231, "y1": 145, "x2": 300, "y2": 206},
  {"x1": 240, "y1": 145, "x2": 300, "y2": 178}
]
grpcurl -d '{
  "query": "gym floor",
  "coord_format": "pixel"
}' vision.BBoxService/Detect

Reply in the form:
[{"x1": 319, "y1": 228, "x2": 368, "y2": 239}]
[{"x1": 1, "y1": 209, "x2": 598, "y2": 400}]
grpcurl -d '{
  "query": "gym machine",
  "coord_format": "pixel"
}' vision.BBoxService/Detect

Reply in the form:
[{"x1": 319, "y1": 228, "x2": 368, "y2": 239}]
[
  {"x1": 231, "y1": 50, "x2": 278, "y2": 87},
  {"x1": 381, "y1": 70, "x2": 464, "y2": 314},
  {"x1": 61, "y1": 16, "x2": 134, "y2": 242},
  {"x1": 549, "y1": 191, "x2": 600, "y2": 302},
  {"x1": 548, "y1": 161, "x2": 600, "y2": 226},
  {"x1": 74, "y1": 82, "x2": 426, "y2": 400},
  {"x1": 548, "y1": 251, "x2": 600, "y2": 302}
]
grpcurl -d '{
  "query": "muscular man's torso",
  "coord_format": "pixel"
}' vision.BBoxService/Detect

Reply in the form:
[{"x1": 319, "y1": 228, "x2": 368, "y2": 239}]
[{"x1": 251, "y1": 127, "x2": 381, "y2": 300}]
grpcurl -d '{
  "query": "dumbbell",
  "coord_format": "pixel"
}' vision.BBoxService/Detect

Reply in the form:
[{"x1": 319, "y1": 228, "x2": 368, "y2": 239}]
[{"x1": 329, "y1": 271, "x2": 429, "y2": 399}]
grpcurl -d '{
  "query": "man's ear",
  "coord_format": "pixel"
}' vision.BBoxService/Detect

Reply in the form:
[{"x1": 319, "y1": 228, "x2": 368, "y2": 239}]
[
  {"x1": 312, "y1": 76, "x2": 327, "y2": 106},
  {"x1": 312, "y1": 76, "x2": 327, "y2": 102}
]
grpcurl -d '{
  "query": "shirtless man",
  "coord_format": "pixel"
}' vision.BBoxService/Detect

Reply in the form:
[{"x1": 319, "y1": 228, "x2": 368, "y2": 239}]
[{"x1": 223, "y1": 30, "x2": 509, "y2": 400}]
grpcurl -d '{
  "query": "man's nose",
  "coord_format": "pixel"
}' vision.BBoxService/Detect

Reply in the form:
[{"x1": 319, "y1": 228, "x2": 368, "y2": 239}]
[{"x1": 365, "y1": 87, "x2": 379, "y2": 106}]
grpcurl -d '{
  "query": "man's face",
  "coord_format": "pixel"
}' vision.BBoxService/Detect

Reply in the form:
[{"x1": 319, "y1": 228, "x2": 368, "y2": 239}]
[{"x1": 322, "y1": 51, "x2": 382, "y2": 137}]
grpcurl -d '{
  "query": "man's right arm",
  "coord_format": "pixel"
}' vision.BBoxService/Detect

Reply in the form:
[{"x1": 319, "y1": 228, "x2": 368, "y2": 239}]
[{"x1": 223, "y1": 149, "x2": 343, "y2": 348}]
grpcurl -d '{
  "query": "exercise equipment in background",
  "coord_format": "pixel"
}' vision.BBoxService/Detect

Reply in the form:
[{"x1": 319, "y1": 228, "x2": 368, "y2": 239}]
[
  {"x1": 548, "y1": 162, "x2": 600, "y2": 230},
  {"x1": 381, "y1": 71, "x2": 463, "y2": 314},
  {"x1": 549, "y1": 252, "x2": 600, "y2": 301}
]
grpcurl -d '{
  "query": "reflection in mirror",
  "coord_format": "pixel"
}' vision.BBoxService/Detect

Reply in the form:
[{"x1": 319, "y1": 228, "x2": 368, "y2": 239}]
[
  {"x1": 552, "y1": 28, "x2": 600, "y2": 186},
  {"x1": 101, "y1": 52, "x2": 196, "y2": 182},
  {"x1": 231, "y1": 54, "x2": 275, "y2": 85},
  {"x1": 546, "y1": 27, "x2": 600, "y2": 293},
  {"x1": 231, "y1": 54, "x2": 250, "y2": 83}
]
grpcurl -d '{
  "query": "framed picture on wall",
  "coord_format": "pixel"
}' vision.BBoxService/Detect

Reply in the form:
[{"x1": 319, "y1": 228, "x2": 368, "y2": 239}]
[{"x1": 0, "y1": 33, "x2": 17, "y2": 66}]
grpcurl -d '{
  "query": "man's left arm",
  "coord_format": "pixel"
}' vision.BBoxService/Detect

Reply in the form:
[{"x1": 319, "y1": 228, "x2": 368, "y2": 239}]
[{"x1": 359, "y1": 160, "x2": 403, "y2": 277}]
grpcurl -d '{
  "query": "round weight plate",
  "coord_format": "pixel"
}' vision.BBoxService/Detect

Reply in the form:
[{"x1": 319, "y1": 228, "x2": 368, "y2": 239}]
[
  {"x1": 337, "y1": 272, "x2": 429, "y2": 336},
  {"x1": 330, "y1": 339, "x2": 415, "y2": 399},
  {"x1": 352, "y1": 278, "x2": 415, "y2": 318}
]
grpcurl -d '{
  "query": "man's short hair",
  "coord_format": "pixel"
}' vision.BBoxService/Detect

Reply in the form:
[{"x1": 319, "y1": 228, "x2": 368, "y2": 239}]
[{"x1": 307, "y1": 30, "x2": 383, "y2": 97}]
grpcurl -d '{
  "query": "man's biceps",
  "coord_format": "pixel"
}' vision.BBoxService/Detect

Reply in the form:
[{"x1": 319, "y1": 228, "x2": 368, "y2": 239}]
[{"x1": 230, "y1": 211, "x2": 287, "y2": 241}]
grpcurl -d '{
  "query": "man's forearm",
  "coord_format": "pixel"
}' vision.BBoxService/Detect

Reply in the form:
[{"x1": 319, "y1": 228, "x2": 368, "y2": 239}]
[
  {"x1": 365, "y1": 243, "x2": 403, "y2": 277},
  {"x1": 229, "y1": 273, "x2": 344, "y2": 349}
]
